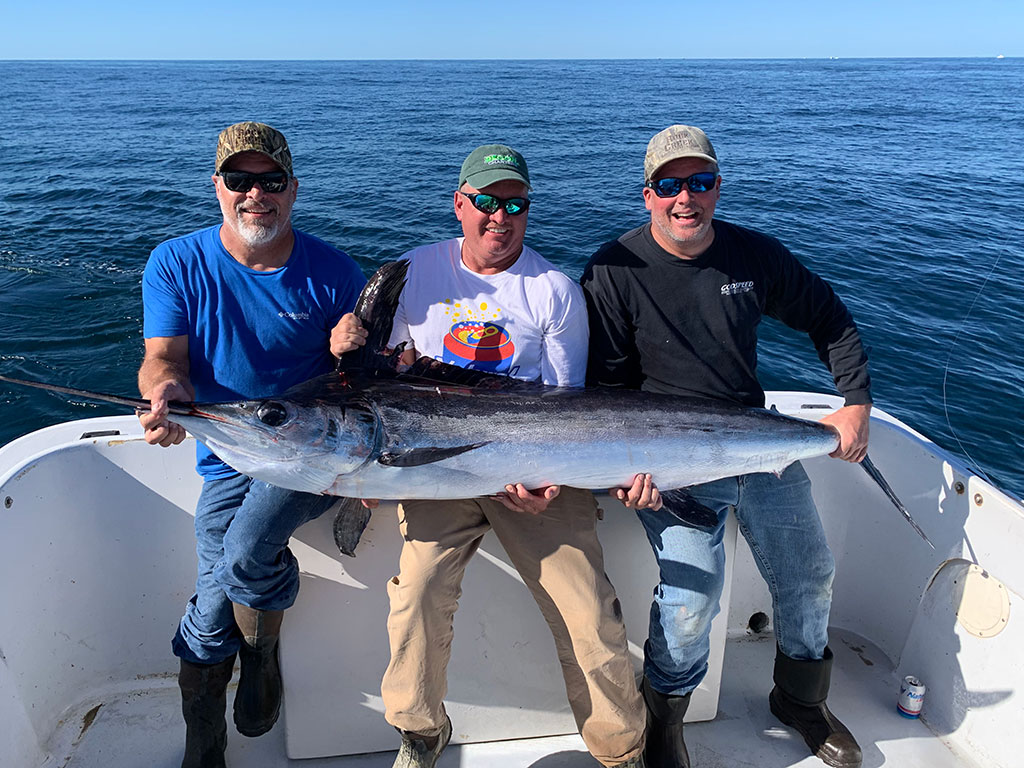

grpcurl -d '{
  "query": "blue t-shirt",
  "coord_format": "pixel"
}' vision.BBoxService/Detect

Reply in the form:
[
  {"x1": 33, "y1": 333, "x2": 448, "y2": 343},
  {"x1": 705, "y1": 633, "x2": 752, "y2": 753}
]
[{"x1": 142, "y1": 225, "x2": 366, "y2": 477}]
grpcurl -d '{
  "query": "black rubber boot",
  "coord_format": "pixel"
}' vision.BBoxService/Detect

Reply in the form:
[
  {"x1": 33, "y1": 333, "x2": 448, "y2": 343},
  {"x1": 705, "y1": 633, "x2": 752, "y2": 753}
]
[
  {"x1": 769, "y1": 647, "x2": 863, "y2": 768},
  {"x1": 179, "y1": 655, "x2": 235, "y2": 768},
  {"x1": 232, "y1": 604, "x2": 284, "y2": 737},
  {"x1": 641, "y1": 675, "x2": 691, "y2": 768}
]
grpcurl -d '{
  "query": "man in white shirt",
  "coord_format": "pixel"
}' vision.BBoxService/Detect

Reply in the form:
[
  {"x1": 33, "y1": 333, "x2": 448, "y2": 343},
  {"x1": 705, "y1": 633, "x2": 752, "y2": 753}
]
[{"x1": 380, "y1": 144, "x2": 649, "y2": 768}]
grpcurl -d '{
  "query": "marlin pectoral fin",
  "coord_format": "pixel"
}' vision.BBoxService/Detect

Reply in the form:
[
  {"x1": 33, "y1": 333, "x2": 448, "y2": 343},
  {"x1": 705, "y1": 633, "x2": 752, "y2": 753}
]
[
  {"x1": 659, "y1": 488, "x2": 721, "y2": 531},
  {"x1": 860, "y1": 454, "x2": 935, "y2": 549},
  {"x1": 332, "y1": 497, "x2": 373, "y2": 557},
  {"x1": 377, "y1": 442, "x2": 491, "y2": 467}
]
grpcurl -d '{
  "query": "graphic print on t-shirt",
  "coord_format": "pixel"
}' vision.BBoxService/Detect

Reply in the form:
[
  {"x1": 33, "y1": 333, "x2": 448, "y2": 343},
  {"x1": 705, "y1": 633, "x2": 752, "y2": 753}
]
[{"x1": 436, "y1": 298, "x2": 518, "y2": 375}]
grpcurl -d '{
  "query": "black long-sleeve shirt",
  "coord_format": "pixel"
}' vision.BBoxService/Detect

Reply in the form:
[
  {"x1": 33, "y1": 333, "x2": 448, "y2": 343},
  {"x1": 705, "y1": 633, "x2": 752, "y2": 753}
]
[{"x1": 581, "y1": 220, "x2": 872, "y2": 408}]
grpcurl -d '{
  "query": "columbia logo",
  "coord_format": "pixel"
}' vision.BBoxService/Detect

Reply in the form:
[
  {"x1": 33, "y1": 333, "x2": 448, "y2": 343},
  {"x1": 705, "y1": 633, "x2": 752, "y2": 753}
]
[
  {"x1": 721, "y1": 281, "x2": 754, "y2": 296},
  {"x1": 278, "y1": 311, "x2": 310, "y2": 320}
]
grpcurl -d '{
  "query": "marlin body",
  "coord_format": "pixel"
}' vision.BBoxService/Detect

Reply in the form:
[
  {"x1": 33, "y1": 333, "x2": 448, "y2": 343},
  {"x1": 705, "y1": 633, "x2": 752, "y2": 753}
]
[
  {"x1": 0, "y1": 259, "x2": 931, "y2": 550},
  {"x1": 162, "y1": 260, "x2": 842, "y2": 499},
  {"x1": 160, "y1": 367, "x2": 841, "y2": 501}
]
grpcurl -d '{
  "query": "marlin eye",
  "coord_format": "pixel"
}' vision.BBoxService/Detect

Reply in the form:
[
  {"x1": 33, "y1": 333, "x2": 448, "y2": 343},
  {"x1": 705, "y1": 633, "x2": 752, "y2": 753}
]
[{"x1": 255, "y1": 401, "x2": 289, "y2": 427}]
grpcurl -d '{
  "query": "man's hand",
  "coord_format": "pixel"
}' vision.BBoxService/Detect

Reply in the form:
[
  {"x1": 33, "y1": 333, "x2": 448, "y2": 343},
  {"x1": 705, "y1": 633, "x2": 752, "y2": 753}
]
[
  {"x1": 139, "y1": 380, "x2": 191, "y2": 447},
  {"x1": 331, "y1": 313, "x2": 368, "y2": 357},
  {"x1": 820, "y1": 404, "x2": 872, "y2": 463},
  {"x1": 494, "y1": 483, "x2": 560, "y2": 515},
  {"x1": 615, "y1": 473, "x2": 663, "y2": 510}
]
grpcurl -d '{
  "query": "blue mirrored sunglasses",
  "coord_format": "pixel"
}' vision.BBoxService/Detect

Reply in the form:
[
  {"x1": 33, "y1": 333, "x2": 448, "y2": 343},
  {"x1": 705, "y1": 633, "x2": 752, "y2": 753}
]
[
  {"x1": 459, "y1": 191, "x2": 531, "y2": 216},
  {"x1": 646, "y1": 172, "x2": 719, "y2": 197}
]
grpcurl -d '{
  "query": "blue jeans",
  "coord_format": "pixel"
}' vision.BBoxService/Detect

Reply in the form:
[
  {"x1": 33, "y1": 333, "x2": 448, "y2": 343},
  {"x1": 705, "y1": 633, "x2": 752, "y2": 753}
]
[
  {"x1": 637, "y1": 462, "x2": 835, "y2": 695},
  {"x1": 172, "y1": 473, "x2": 336, "y2": 665}
]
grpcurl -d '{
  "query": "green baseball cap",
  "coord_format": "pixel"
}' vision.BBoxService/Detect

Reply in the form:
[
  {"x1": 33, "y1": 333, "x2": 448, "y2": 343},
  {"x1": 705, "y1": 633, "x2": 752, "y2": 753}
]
[
  {"x1": 644, "y1": 125, "x2": 718, "y2": 182},
  {"x1": 459, "y1": 144, "x2": 531, "y2": 190},
  {"x1": 215, "y1": 121, "x2": 293, "y2": 176}
]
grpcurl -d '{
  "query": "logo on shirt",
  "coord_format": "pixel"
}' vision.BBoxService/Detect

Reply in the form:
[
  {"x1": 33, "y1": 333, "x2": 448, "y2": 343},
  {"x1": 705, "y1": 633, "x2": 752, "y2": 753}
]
[
  {"x1": 432, "y1": 298, "x2": 518, "y2": 375},
  {"x1": 721, "y1": 281, "x2": 754, "y2": 296},
  {"x1": 278, "y1": 311, "x2": 310, "y2": 320},
  {"x1": 442, "y1": 321, "x2": 516, "y2": 373}
]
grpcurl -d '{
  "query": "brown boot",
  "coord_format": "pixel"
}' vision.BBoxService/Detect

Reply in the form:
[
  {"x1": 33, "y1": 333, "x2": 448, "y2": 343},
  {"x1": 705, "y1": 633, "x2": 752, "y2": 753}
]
[
  {"x1": 769, "y1": 647, "x2": 862, "y2": 768},
  {"x1": 179, "y1": 655, "x2": 235, "y2": 768},
  {"x1": 641, "y1": 675, "x2": 690, "y2": 768},
  {"x1": 232, "y1": 604, "x2": 284, "y2": 737}
]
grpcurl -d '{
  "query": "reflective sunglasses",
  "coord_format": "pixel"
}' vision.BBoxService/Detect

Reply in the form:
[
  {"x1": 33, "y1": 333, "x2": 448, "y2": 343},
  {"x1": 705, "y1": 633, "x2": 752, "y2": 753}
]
[
  {"x1": 217, "y1": 170, "x2": 291, "y2": 194},
  {"x1": 459, "y1": 191, "x2": 531, "y2": 216},
  {"x1": 646, "y1": 172, "x2": 719, "y2": 198}
]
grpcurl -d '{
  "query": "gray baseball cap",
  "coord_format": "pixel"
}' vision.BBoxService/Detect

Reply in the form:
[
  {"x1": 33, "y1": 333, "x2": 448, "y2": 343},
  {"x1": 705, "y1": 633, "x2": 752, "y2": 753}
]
[
  {"x1": 644, "y1": 125, "x2": 718, "y2": 182},
  {"x1": 459, "y1": 144, "x2": 531, "y2": 190}
]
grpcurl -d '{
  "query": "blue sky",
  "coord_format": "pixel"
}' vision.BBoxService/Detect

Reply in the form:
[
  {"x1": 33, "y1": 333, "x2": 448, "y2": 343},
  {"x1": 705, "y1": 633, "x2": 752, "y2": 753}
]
[{"x1": 4, "y1": 1, "x2": 1020, "y2": 59}]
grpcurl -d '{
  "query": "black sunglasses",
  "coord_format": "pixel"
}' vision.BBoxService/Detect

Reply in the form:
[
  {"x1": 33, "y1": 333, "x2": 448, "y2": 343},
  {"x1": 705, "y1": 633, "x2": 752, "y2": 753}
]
[
  {"x1": 646, "y1": 172, "x2": 719, "y2": 198},
  {"x1": 217, "y1": 170, "x2": 291, "y2": 194},
  {"x1": 459, "y1": 191, "x2": 531, "y2": 216}
]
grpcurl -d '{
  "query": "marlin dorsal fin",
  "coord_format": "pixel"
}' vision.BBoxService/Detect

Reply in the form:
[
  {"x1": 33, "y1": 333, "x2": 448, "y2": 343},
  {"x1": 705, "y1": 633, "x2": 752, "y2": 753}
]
[{"x1": 336, "y1": 259, "x2": 410, "y2": 376}]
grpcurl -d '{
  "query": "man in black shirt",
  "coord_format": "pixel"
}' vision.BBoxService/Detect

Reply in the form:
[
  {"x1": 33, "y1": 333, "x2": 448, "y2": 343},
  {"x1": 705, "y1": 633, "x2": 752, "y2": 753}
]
[{"x1": 581, "y1": 125, "x2": 868, "y2": 768}]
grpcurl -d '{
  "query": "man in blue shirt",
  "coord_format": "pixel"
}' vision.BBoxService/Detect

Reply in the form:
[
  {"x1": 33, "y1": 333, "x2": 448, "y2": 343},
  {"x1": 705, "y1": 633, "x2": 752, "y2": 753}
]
[{"x1": 138, "y1": 122, "x2": 367, "y2": 768}]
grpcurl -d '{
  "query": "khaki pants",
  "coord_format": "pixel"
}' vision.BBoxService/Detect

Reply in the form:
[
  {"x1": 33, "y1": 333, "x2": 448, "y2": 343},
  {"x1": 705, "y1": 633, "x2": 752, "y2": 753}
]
[{"x1": 381, "y1": 487, "x2": 645, "y2": 766}]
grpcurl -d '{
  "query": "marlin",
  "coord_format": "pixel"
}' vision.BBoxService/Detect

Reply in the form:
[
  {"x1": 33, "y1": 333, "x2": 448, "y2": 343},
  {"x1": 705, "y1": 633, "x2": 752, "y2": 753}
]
[{"x1": 0, "y1": 260, "x2": 931, "y2": 553}]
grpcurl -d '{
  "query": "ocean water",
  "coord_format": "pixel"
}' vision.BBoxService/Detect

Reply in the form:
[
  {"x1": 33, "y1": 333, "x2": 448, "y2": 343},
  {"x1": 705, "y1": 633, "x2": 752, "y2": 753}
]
[{"x1": 1, "y1": 59, "x2": 1022, "y2": 497}]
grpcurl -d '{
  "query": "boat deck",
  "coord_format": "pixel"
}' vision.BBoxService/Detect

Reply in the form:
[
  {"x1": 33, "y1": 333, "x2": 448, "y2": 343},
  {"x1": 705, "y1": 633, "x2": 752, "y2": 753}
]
[{"x1": 54, "y1": 628, "x2": 972, "y2": 768}]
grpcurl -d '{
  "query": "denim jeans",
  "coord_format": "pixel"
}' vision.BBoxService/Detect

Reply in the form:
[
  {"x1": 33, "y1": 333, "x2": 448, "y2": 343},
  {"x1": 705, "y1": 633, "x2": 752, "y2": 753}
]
[
  {"x1": 637, "y1": 462, "x2": 835, "y2": 695},
  {"x1": 172, "y1": 472, "x2": 336, "y2": 665}
]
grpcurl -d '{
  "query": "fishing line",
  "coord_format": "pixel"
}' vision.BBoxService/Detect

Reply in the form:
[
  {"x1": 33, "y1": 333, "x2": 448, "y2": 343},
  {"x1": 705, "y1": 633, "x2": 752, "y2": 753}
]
[{"x1": 940, "y1": 250, "x2": 1003, "y2": 485}]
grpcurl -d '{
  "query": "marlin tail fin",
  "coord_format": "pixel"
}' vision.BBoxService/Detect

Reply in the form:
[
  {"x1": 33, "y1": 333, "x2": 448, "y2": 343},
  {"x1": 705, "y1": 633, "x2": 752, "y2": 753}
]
[{"x1": 861, "y1": 454, "x2": 934, "y2": 549}]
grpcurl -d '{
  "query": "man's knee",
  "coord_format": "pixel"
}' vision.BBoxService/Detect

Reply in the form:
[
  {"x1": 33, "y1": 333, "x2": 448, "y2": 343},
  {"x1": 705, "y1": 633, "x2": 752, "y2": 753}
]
[
  {"x1": 216, "y1": 534, "x2": 300, "y2": 610},
  {"x1": 387, "y1": 564, "x2": 462, "y2": 615},
  {"x1": 788, "y1": 543, "x2": 836, "y2": 603},
  {"x1": 653, "y1": 596, "x2": 717, "y2": 648}
]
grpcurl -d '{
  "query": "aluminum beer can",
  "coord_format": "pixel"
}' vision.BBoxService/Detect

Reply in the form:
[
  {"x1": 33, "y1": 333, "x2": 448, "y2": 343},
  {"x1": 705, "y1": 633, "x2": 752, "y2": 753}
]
[{"x1": 898, "y1": 675, "x2": 926, "y2": 718}]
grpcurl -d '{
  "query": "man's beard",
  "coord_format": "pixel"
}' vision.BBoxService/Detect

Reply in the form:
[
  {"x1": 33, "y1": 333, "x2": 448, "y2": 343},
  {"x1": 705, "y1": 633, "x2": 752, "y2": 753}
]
[{"x1": 234, "y1": 209, "x2": 286, "y2": 247}]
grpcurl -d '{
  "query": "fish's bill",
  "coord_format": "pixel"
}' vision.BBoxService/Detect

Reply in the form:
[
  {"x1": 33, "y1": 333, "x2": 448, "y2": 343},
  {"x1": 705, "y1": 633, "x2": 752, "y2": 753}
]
[
  {"x1": 0, "y1": 374, "x2": 197, "y2": 416},
  {"x1": 0, "y1": 374, "x2": 151, "y2": 411}
]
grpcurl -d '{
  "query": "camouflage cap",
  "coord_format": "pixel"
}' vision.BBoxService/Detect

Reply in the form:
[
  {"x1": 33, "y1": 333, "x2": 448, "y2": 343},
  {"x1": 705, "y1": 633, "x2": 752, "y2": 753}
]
[
  {"x1": 215, "y1": 121, "x2": 293, "y2": 176},
  {"x1": 644, "y1": 125, "x2": 718, "y2": 182},
  {"x1": 459, "y1": 144, "x2": 531, "y2": 190}
]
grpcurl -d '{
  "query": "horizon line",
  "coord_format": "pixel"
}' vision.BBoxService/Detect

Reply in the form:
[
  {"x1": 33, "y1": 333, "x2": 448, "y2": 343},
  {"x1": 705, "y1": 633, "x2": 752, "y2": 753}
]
[{"x1": 0, "y1": 55, "x2": 1018, "y2": 63}]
